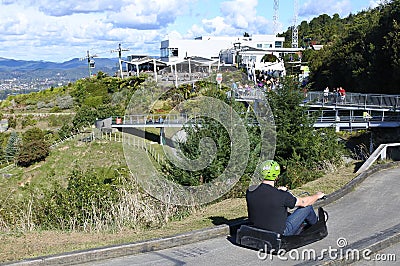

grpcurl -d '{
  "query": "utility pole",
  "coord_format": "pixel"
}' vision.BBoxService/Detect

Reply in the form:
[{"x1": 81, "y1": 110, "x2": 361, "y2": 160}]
[
  {"x1": 80, "y1": 50, "x2": 97, "y2": 78},
  {"x1": 111, "y1": 43, "x2": 129, "y2": 78}
]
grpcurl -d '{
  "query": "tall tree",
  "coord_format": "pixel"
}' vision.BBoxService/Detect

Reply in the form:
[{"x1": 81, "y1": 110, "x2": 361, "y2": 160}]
[
  {"x1": 5, "y1": 132, "x2": 19, "y2": 162},
  {"x1": 267, "y1": 77, "x2": 344, "y2": 188}
]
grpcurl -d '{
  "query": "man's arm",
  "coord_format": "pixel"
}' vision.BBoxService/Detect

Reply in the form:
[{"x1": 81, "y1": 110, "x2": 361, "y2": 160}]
[{"x1": 295, "y1": 192, "x2": 325, "y2": 207}]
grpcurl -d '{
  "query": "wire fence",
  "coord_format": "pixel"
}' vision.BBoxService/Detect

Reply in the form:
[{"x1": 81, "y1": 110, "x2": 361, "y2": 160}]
[{"x1": 97, "y1": 130, "x2": 166, "y2": 165}]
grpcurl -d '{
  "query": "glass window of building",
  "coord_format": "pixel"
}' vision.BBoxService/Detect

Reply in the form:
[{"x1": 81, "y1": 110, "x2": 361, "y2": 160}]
[{"x1": 170, "y1": 48, "x2": 178, "y2": 57}]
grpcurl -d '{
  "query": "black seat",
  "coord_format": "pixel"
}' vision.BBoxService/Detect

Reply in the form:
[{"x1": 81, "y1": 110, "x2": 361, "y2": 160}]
[
  {"x1": 236, "y1": 207, "x2": 328, "y2": 252},
  {"x1": 236, "y1": 225, "x2": 281, "y2": 252}
]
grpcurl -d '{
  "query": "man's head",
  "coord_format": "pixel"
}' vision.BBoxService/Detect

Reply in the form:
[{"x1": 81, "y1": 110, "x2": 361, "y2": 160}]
[{"x1": 260, "y1": 160, "x2": 280, "y2": 181}]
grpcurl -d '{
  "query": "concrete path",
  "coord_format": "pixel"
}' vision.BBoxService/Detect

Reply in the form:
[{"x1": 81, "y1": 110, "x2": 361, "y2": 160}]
[
  {"x1": 352, "y1": 242, "x2": 399, "y2": 266},
  {"x1": 80, "y1": 167, "x2": 400, "y2": 266}
]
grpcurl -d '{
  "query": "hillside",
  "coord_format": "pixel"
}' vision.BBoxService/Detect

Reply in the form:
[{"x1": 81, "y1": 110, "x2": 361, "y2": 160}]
[
  {"x1": 280, "y1": 0, "x2": 400, "y2": 93},
  {"x1": 0, "y1": 57, "x2": 120, "y2": 99}
]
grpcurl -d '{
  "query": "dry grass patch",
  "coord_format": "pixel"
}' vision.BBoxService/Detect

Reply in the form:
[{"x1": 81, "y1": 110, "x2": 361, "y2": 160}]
[{"x1": 291, "y1": 162, "x2": 358, "y2": 196}]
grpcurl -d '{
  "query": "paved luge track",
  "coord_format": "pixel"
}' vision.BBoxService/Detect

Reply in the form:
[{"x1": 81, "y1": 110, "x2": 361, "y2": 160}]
[{"x1": 80, "y1": 167, "x2": 399, "y2": 266}]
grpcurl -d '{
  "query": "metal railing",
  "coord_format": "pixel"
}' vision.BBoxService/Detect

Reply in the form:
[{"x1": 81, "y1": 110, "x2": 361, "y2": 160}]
[
  {"x1": 303, "y1": 91, "x2": 400, "y2": 111},
  {"x1": 109, "y1": 91, "x2": 400, "y2": 129},
  {"x1": 112, "y1": 114, "x2": 267, "y2": 128},
  {"x1": 230, "y1": 88, "x2": 266, "y2": 100},
  {"x1": 113, "y1": 114, "x2": 201, "y2": 127},
  {"x1": 231, "y1": 89, "x2": 400, "y2": 111},
  {"x1": 356, "y1": 143, "x2": 400, "y2": 173},
  {"x1": 309, "y1": 109, "x2": 400, "y2": 123}
]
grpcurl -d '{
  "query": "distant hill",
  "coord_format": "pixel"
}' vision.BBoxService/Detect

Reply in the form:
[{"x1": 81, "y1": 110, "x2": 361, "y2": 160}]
[
  {"x1": 0, "y1": 57, "x2": 121, "y2": 99},
  {"x1": 0, "y1": 57, "x2": 119, "y2": 72}
]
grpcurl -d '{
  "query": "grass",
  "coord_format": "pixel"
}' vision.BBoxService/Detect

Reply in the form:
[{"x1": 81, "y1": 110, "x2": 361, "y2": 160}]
[
  {"x1": 0, "y1": 136, "x2": 126, "y2": 198},
  {"x1": 0, "y1": 159, "x2": 359, "y2": 263},
  {"x1": 0, "y1": 131, "x2": 360, "y2": 262}
]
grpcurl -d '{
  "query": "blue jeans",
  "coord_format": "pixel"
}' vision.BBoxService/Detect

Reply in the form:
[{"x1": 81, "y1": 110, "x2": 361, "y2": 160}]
[{"x1": 283, "y1": 206, "x2": 318, "y2": 236}]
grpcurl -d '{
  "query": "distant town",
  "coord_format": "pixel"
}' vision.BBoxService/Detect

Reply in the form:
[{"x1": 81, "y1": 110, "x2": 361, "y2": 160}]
[{"x1": 0, "y1": 57, "x2": 118, "y2": 100}]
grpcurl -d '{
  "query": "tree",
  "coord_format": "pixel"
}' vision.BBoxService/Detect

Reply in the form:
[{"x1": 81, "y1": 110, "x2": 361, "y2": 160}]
[
  {"x1": 303, "y1": 0, "x2": 399, "y2": 93},
  {"x1": 162, "y1": 86, "x2": 259, "y2": 189},
  {"x1": 72, "y1": 106, "x2": 99, "y2": 129},
  {"x1": 8, "y1": 116, "x2": 16, "y2": 129},
  {"x1": 5, "y1": 131, "x2": 19, "y2": 162},
  {"x1": 16, "y1": 127, "x2": 50, "y2": 167},
  {"x1": 16, "y1": 140, "x2": 50, "y2": 167},
  {"x1": 266, "y1": 77, "x2": 344, "y2": 188}
]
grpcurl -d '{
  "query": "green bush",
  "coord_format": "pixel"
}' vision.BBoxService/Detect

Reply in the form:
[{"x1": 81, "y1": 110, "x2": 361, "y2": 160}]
[
  {"x1": 16, "y1": 127, "x2": 50, "y2": 167},
  {"x1": 21, "y1": 115, "x2": 37, "y2": 128},
  {"x1": 36, "y1": 167, "x2": 122, "y2": 230},
  {"x1": 8, "y1": 116, "x2": 16, "y2": 129},
  {"x1": 58, "y1": 123, "x2": 74, "y2": 139},
  {"x1": 83, "y1": 96, "x2": 104, "y2": 108},
  {"x1": 16, "y1": 139, "x2": 49, "y2": 167}
]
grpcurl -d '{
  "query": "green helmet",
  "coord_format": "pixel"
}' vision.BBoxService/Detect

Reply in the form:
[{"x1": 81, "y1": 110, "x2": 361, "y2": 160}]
[{"x1": 260, "y1": 160, "x2": 280, "y2": 181}]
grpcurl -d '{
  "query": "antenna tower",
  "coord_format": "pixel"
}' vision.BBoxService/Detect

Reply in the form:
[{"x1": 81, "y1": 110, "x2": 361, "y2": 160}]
[
  {"x1": 273, "y1": 0, "x2": 279, "y2": 35},
  {"x1": 292, "y1": 0, "x2": 299, "y2": 48}
]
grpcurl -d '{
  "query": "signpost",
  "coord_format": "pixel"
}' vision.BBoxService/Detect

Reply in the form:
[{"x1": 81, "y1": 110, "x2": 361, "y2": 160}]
[{"x1": 216, "y1": 73, "x2": 223, "y2": 89}]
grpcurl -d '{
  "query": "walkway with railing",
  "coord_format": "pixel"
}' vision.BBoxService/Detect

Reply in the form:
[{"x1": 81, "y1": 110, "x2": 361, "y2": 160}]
[
  {"x1": 110, "y1": 91, "x2": 400, "y2": 132},
  {"x1": 233, "y1": 89, "x2": 400, "y2": 111},
  {"x1": 112, "y1": 114, "x2": 201, "y2": 128},
  {"x1": 302, "y1": 91, "x2": 400, "y2": 111}
]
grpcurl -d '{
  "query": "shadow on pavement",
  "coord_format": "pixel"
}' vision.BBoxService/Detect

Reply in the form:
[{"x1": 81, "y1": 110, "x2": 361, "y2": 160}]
[{"x1": 209, "y1": 216, "x2": 250, "y2": 245}]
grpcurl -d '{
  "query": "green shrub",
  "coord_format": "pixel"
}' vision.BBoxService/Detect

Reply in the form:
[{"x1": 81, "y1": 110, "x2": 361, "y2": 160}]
[
  {"x1": 36, "y1": 167, "x2": 122, "y2": 230},
  {"x1": 16, "y1": 139, "x2": 49, "y2": 167},
  {"x1": 8, "y1": 116, "x2": 16, "y2": 129},
  {"x1": 16, "y1": 127, "x2": 50, "y2": 167},
  {"x1": 48, "y1": 114, "x2": 69, "y2": 127},
  {"x1": 83, "y1": 96, "x2": 103, "y2": 108},
  {"x1": 21, "y1": 115, "x2": 37, "y2": 128}
]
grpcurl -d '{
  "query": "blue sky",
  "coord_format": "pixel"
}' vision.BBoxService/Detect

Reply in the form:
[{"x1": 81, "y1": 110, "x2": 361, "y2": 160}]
[{"x1": 0, "y1": 0, "x2": 385, "y2": 62}]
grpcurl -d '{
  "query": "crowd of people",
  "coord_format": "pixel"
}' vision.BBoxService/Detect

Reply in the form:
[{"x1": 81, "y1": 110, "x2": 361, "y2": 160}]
[{"x1": 323, "y1": 86, "x2": 346, "y2": 104}]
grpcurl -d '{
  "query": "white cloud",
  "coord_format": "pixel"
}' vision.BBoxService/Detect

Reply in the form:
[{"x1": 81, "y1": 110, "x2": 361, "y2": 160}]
[
  {"x1": 185, "y1": 0, "x2": 273, "y2": 37},
  {"x1": 300, "y1": 0, "x2": 352, "y2": 19},
  {"x1": 0, "y1": 0, "x2": 188, "y2": 61},
  {"x1": 0, "y1": 0, "x2": 380, "y2": 62},
  {"x1": 106, "y1": 0, "x2": 192, "y2": 30},
  {"x1": 35, "y1": 0, "x2": 123, "y2": 16},
  {"x1": 166, "y1": 31, "x2": 184, "y2": 40},
  {"x1": 369, "y1": 0, "x2": 386, "y2": 9},
  {"x1": 185, "y1": 24, "x2": 207, "y2": 39},
  {"x1": 0, "y1": 0, "x2": 272, "y2": 61}
]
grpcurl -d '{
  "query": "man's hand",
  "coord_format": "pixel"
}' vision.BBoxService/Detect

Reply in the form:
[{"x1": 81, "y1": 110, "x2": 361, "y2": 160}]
[
  {"x1": 295, "y1": 191, "x2": 326, "y2": 207},
  {"x1": 277, "y1": 186, "x2": 288, "y2": 191}
]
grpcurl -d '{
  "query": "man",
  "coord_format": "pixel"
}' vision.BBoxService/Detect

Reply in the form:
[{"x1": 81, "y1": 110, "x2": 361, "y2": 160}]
[
  {"x1": 338, "y1": 87, "x2": 346, "y2": 103},
  {"x1": 246, "y1": 160, "x2": 325, "y2": 236},
  {"x1": 323, "y1": 87, "x2": 329, "y2": 103}
]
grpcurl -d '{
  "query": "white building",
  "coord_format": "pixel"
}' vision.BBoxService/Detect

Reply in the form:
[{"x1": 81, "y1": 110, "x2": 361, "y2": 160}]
[
  {"x1": 160, "y1": 34, "x2": 285, "y2": 63},
  {"x1": 239, "y1": 46, "x2": 304, "y2": 75}
]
